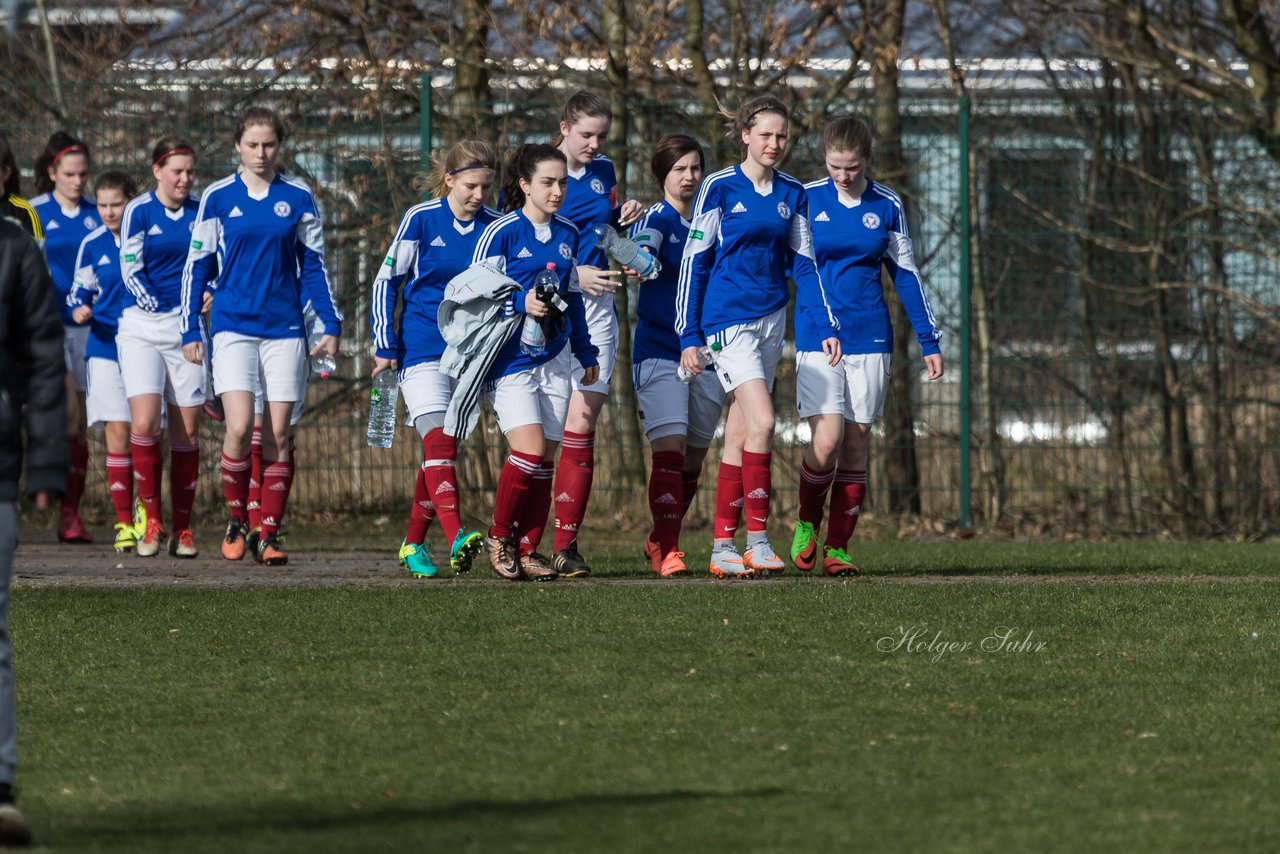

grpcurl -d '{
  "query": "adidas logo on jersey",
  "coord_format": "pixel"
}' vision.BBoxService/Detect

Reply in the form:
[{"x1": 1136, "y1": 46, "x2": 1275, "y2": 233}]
[
  {"x1": 815, "y1": 211, "x2": 830, "y2": 222},
  {"x1": 517, "y1": 246, "x2": 533, "y2": 258},
  {"x1": 435, "y1": 481, "x2": 456, "y2": 495},
  {"x1": 45, "y1": 219, "x2": 59, "y2": 230},
  {"x1": 431, "y1": 235, "x2": 446, "y2": 247},
  {"x1": 228, "y1": 206, "x2": 244, "y2": 218},
  {"x1": 655, "y1": 493, "x2": 678, "y2": 505},
  {"x1": 555, "y1": 492, "x2": 573, "y2": 502},
  {"x1": 747, "y1": 488, "x2": 769, "y2": 499},
  {"x1": 148, "y1": 224, "x2": 163, "y2": 235},
  {"x1": 731, "y1": 201, "x2": 748, "y2": 214},
  {"x1": 97, "y1": 255, "x2": 111, "y2": 266}
]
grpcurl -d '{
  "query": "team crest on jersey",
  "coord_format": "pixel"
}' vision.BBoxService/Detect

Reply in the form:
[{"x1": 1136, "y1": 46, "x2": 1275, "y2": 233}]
[
  {"x1": 558, "y1": 242, "x2": 572, "y2": 259},
  {"x1": 590, "y1": 177, "x2": 605, "y2": 195},
  {"x1": 862, "y1": 212, "x2": 881, "y2": 229},
  {"x1": 85, "y1": 216, "x2": 98, "y2": 229},
  {"x1": 776, "y1": 202, "x2": 791, "y2": 220},
  {"x1": 273, "y1": 201, "x2": 291, "y2": 218}
]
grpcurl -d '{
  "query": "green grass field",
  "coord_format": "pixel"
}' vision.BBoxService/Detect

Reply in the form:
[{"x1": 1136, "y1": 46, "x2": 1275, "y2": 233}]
[{"x1": 10, "y1": 540, "x2": 1280, "y2": 852}]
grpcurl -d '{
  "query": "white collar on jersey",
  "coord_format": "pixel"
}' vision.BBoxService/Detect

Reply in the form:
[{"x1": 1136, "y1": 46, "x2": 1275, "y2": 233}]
[{"x1": 835, "y1": 186, "x2": 863, "y2": 208}]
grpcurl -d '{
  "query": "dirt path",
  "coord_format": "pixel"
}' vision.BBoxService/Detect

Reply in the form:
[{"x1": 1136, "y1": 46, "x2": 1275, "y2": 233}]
[{"x1": 12, "y1": 543, "x2": 1280, "y2": 589}]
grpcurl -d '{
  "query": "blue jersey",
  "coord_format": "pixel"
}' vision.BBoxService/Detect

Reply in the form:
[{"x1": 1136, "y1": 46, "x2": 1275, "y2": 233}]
[
  {"x1": 372, "y1": 199, "x2": 500, "y2": 370},
  {"x1": 181, "y1": 172, "x2": 342, "y2": 345},
  {"x1": 558, "y1": 155, "x2": 619, "y2": 270},
  {"x1": 470, "y1": 210, "x2": 597, "y2": 381},
  {"x1": 31, "y1": 192, "x2": 99, "y2": 326},
  {"x1": 676, "y1": 165, "x2": 837, "y2": 350},
  {"x1": 629, "y1": 200, "x2": 690, "y2": 363},
  {"x1": 121, "y1": 191, "x2": 200, "y2": 313},
  {"x1": 68, "y1": 227, "x2": 127, "y2": 361},
  {"x1": 801, "y1": 178, "x2": 942, "y2": 356}
]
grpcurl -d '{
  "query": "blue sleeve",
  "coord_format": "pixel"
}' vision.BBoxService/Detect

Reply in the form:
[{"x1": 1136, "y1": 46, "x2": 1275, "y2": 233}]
[
  {"x1": 181, "y1": 193, "x2": 221, "y2": 345},
  {"x1": 295, "y1": 193, "x2": 342, "y2": 336},
  {"x1": 789, "y1": 190, "x2": 839, "y2": 340},
  {"x1": 676, "y1": 185, "x2": 720, "y2": 350},
  {"x1": 883, "y1": 204, "x2": 942, "y2": 355},
  {"x1": 120, "y1": 200, "x2": 159, "y2": 311},
  {"x1": 370, "y1": 209, "x2": 419, "y2": 359}
]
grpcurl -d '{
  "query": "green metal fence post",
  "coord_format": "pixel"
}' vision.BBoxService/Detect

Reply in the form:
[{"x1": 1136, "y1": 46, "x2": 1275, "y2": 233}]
[
  {"x1": 419, "y1": 73, "x2": 433, "y2": 174},
  {"x1": 958, "y1": 95, "x2": 973, "y2": 529}
]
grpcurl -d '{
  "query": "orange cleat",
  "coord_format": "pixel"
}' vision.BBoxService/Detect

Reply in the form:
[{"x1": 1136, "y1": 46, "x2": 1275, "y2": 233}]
[{"x1": 221, "y1": 518, "x2": 247, "y2": 561}]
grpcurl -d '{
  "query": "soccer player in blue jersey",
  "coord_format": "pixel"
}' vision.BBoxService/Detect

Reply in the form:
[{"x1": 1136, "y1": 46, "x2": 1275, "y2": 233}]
[
  {"x1": 792, "y1": 117, "x2": 943, "y2": 575},
  {"x1": 629, "y1": 134, "x2": 726, "y2": 577},
  {"x1": 548, "y1": 91, "x2": 644, "y2": 577},
  {"x1": 678, "y1": 94, "x2": 842, "y2": 578},
  {"x1": 182, "y1": 107, "x2": 343, "y2": 566},
  {"x1": 31, "y1": 132, "x2": 98, "y2": 542},
  {"x1": 119, "y1": 137, "x2": 205, "y2": 559},
  {"x1": 472, "y1": 144, "x2": 599, "y2": 582},
  {"x1": 67, "y1": 171, "x2": 139, "y2": 554},
  {"x1": 371, "y1": 140, "x2": 499, "y2": 578}
]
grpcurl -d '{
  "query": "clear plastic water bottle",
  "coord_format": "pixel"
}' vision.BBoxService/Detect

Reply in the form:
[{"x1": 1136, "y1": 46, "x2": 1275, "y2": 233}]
[
  {"x1": 592, "y1": 224, "x2": 661, "y2": 281},
  {"x1": 308, "y1": 314, "x2": 336, "y2": 379},
  {"x1": 366, "y1": 370, "x2": 399, "y2": 448},
  {"x1": 519, "y1": 263, "x2": 559, "y2": 357},
  {"x1": 679, "y1": 341, "x2": 721, "y2": 382}
]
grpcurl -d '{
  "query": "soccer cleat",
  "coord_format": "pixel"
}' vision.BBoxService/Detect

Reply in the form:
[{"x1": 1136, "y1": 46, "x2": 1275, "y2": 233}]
[
  {"x1": 246, "y1": 528, "x2": 262, "y2": 563},
  {"x1": 57, "y1": 510, "x2": 94, "y2": 543},
  {"x1": 642, "y1": 536, "x2": 663, "y2": 573},
  {"x1": 135, "y1": 517, "x2": 166, "y2": 557},
  {"x1": 485, "y1": 534, "x2": 522, "y2": 580},
  {"x1": 257, "y1": 532, "x2": 288, "y2": 566},
  {"x1": 709, "y1": 543, "x2": 754, "y2": 579},
  {"x1": 0, "y1": 784, "x2": 32, "y2": 847},
  {"x1": 222, "y1": 517, "x2": 247, "y2": 561},
  {"x1": 790, "y1": 519, "x2": 818, "y2": 571},
  {"x1": 398, "y1": 540, "x2": 438, "y2": 578},
  {"x1": 656, "y1": 550, "x2": 689, "y2": 578},
  {"x1": 520, "y1": 551, "x2": 559, "y2": 582},
  {"x1": 449, "y1": 529, "x2": 484, "y2": 574},
  {"x1": 169, "y1": 529, "x2": 198, "y2": 559},
  {"x1": 552, "y1": 538, "x2": 592, "y2": 577},
  {"x1": 822, "y1": 546, "x2": 860, "y2": 577},
  {"x1": 112, "y1": 522, "x2": 138, "y2": 553},
  {"x1": 743, "y1": 539, "x2": 786, "y2": 574}
]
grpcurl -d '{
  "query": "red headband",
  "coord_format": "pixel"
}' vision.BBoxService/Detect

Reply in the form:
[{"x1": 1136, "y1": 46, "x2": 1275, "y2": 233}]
[
  {"x1": 153, "y1": 147, "x2": 194, "y2": 167},
  {"x1": 51, "y1": 145, "x2": 86, "y2": 168}
]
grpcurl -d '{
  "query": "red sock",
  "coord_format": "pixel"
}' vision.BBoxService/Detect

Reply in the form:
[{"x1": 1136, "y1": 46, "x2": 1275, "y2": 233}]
[
  {"x1": 131, "y1": 433, "x2": 165, "y2": 527},
  {"x1": 247, "y1": 428, "x2": 263, "y2": 530},
  {"x1": 169, "y1": 441, "x2": 200, "y2": 533},
  {"x1": 259, "y1": 458, "x2": 292, "y2": 537},
  {"x1": 491, "y1": 451, "x2": 541, "y2": 540},
  {"x1": 681, "y1": 468, "x2": 702, "y2": 519},
  {"x1": 221, "y1": 452, "x2": 251, "y2": 523},
  {"x1": 405, "y1": 462, "x2": 435, "y2": 545},
  {"x1": 553, "y1": 430, "x2": 595, "y2": 551},
  {"x1": 798, "y1": 460, "x2": 836, "y2": 528},
  {"x1": 62, "y1": 435, "x2": 89, "y2": 514},
  {"x1": 714, "y1": 463, "x2": 744, "y2": 540},
  {"x1": 421, "y1": 429, "x2": 463, "y2": 545},
  {"x1": 740, "y1": 450, "x2": 772, "y2": 534},
  {"x1": 105, "y1": 453, "x2": 134, "y2": 525},
  {"x1": 279, "y1": 439, "x2": 297, "y2": 528},
  {"x1": 825, "y1": 469, "x2": 868, "y2": 550},
  {"x1": 649, "y1": 450, "x2": 685, "y2": 555},
  {"x1": 514, "y1": 462, "x2": 554, "y2": 555}
]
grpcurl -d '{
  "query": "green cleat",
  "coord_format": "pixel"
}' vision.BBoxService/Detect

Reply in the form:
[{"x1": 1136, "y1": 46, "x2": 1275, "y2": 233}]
[
  {"x1": 399, "y1": 540, "x2": 438, "y2": 578},
  {"x1": 791, "y1": 519, "x2": 818, "y2": 571},
  {"x1": 449, "y1": 529, "x2": 484, "y2": 574},
  {"x1": 112, "y1": 522, "x2": 139, "y2": 553}
]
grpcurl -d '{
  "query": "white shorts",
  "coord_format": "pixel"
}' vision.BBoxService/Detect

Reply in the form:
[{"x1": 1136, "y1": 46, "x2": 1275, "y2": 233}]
[
  {"x1": 633, "y1": 358, "x2": 725, "y2": 447},
  {"x1": 64, "y1": 324, "x2": 89, "y2": 392},
  {"x1": 399, "y1": 361, "x2": 456, "y2": 426},
  {"x1": 706, "y1": 306, "x2": 787, "y2": 394},
  {"x1": 116, "y1": 307, "x2": 208, "y2": 408},
  {"x1": 85, "y1": 357, "x2": 131, "y2": 428},
  {"x1": 571, "y1": 297, "x2": 618, "y2": 395},
  {"x1": 796, "y1": 350, "x2": 892, "y2": 424},
  {"x1": 212, "y1": 332, "x2": 308, "y2": 402},
  {"x1": 486, "y1": 357, "x2": 572, "y2": 444}
]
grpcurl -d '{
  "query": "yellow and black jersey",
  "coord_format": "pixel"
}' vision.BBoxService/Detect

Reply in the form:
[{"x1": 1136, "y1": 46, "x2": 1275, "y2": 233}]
[{"x1": 0, "y1": 193, "x2": 44, "y2": 242}]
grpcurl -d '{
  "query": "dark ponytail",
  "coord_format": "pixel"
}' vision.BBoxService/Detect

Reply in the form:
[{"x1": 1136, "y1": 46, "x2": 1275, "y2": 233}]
[
  {"x1": 500, "y1": 143, "x2": 566, "y2": 213},
  {"x1": 34, "y1": 131, "x2": 90, "y2": 195}
]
